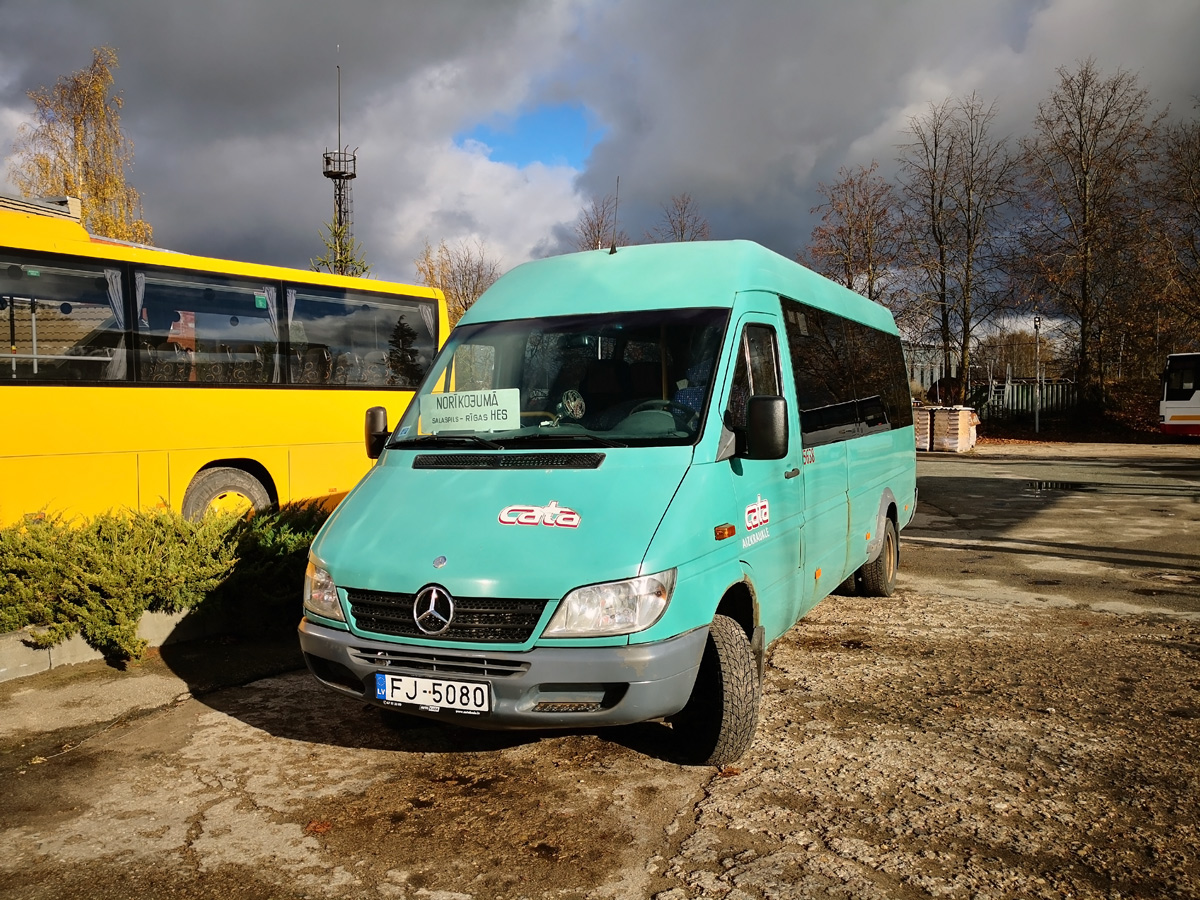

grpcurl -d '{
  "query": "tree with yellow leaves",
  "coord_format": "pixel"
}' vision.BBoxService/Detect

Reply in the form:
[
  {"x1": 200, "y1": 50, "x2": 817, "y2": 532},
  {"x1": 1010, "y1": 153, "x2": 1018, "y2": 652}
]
[
  {"x1": 8, "y1": 46, "x2": 153, "y2": 244},
  {"x1": 414, "y1": 238, "x2": 501, "y2": 325}
]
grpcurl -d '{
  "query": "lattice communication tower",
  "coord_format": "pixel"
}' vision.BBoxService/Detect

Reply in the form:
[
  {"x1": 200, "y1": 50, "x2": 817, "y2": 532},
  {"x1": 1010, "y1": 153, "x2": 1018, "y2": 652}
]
[{"x1": 322, "y1": 65, "x2": 356, "y2": 258}]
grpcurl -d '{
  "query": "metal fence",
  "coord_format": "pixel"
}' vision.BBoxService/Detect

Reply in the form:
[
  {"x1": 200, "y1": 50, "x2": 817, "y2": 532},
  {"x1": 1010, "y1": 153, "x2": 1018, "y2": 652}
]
[{"x1": 984, "y1": 380, "x2": 1078, "y2": 418}]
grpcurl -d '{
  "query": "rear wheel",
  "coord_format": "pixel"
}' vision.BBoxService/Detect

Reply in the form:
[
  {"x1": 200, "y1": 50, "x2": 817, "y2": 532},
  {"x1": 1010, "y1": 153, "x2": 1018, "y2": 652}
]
[
  {"x1": 181, "y1": 467, "x2": 271, "y2": 520},
  {"x1": 859, "y1": 517, "x2": 898, "y2": 596},
  {"x1": 671, "y1": 614, "x2": 760, "y2": 767}
]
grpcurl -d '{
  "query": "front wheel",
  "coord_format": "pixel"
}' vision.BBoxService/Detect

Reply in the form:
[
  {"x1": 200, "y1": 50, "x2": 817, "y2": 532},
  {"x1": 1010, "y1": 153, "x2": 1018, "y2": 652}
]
[
  {"x1": 670, "y1": 614, "x2": 760, "y2": 767},
  {"x1": 859, "y1": 517, "x2": 898, "y2": 596}
]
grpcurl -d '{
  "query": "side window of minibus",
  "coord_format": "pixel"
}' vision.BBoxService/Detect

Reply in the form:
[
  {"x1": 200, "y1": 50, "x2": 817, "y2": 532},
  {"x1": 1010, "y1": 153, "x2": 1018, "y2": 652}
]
[{"x1": 725, "y1": 325, "x2": 781, "y2": 429}]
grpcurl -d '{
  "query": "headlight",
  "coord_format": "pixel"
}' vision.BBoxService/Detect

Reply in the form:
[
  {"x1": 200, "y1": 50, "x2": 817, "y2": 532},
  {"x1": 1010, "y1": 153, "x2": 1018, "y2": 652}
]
[
  {"x1": 543, "y1": 569, "x2": 676, "y2": 637},
  {"x1": 303, "y1": 561, "x2": 346, "y2": 622}
]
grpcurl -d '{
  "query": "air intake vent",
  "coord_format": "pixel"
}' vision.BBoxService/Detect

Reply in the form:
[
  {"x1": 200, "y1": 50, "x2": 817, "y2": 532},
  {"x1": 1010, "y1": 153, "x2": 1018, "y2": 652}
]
[
  {"x1": 348, "y1": 646, "x2": 530, "y2": 679},
  {"x1": 412, "y1": 453, "x2": 604, "y2": 470}
]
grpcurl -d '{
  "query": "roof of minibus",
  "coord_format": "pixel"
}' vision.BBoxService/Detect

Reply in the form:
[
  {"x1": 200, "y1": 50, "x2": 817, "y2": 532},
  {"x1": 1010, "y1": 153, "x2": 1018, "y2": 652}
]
[
  {"x1": 0, "y1": 207, "x2": 440, "y2": 299},
  {"x1": 460, "y1": 239, "x2": 897, "y2": 334}
]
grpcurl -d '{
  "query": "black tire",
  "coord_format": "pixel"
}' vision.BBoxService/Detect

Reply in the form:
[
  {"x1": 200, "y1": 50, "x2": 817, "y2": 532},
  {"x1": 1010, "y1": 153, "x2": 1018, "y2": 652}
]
[
  {"x1": 859, "y1": 517, "x2": 898, "y2": 597},
  {"x1": 181, "y1": 467, "x2": 271, "y2": 520},
  {"x1": 671, "y1": 614, "x2": 760, "y2": 767}
]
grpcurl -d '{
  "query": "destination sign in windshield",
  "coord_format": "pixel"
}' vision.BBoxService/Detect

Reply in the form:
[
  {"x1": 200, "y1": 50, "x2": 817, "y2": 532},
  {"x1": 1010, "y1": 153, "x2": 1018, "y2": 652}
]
[{"x1": 420, "y1": 388, "x2": 521, "y2": 432}]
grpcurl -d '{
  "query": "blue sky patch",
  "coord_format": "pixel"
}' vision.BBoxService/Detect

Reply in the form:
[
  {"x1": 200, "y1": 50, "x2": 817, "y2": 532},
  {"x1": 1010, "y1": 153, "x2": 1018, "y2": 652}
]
[{"x1": 457, "y1": 103, "x2": 603, "y2": 169}]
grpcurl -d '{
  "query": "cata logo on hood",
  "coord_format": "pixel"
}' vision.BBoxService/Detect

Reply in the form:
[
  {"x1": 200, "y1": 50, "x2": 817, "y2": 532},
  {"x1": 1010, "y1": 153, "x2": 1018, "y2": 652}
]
[{"x1": 498, "y1": 500, "x2": 580, "y2": 528}]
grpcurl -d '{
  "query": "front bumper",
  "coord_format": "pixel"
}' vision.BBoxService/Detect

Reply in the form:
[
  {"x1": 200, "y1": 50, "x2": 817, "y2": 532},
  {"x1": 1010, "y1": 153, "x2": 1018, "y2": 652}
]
[{"x1": 298, "y1": 618, "x2": 708, "y2": 729}]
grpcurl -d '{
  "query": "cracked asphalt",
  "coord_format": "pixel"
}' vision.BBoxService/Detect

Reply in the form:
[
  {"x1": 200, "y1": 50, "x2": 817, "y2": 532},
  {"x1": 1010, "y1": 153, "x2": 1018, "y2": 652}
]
[{"x1": 1, "y1": 442, "x2": 1197, "y2": 900}]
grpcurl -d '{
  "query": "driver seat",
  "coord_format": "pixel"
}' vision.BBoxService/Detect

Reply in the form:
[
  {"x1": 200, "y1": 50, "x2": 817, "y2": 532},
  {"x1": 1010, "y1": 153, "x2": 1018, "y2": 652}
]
[{"x1": 672, "y1": 359, "x2": 712, "y2": 411}]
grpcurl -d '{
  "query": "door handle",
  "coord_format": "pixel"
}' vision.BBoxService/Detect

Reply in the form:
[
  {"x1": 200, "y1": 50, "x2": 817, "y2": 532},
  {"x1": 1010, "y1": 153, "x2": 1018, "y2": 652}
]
[{"x1": 784, "y1": 467, "x2": 800, "y2": 479}]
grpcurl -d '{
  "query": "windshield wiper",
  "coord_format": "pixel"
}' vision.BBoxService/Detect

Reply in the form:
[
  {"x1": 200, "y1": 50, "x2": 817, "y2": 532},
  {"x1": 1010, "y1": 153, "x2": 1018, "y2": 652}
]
[
  {"x1": 499, "y1": 432, "x2": 627, "y2": 448},
  {"x1": 396, "y1": 433, "x2": 505, "y2": 450}
]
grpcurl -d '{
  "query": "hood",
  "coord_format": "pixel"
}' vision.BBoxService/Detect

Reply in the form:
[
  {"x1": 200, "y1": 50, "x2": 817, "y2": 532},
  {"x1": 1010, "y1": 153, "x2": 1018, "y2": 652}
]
[{"x1": 312, "y1": 446, "x2": 693, "y2": 601}]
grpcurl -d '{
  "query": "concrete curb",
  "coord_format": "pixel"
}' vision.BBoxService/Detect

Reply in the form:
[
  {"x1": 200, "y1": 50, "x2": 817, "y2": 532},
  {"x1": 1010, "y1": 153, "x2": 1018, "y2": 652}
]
[{"x1": 0, "y1": 609, "x2": 228, "y2": 683}]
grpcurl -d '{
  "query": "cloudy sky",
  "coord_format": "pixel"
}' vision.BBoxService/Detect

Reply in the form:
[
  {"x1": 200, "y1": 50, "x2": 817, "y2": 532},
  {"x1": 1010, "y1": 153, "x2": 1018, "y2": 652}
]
[{"x1": 1, "y1": 0, "x2": 1197, "y2": 284}]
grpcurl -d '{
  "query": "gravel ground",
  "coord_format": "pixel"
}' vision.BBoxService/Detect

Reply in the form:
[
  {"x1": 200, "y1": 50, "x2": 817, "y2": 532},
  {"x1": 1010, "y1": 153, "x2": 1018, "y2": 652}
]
[
  {"x1": 652, "y1": 588, "x2": 1200, "y2": 900},
  {"x1": 2, "y1": 585, "x2": 1198, "y2": 900}
]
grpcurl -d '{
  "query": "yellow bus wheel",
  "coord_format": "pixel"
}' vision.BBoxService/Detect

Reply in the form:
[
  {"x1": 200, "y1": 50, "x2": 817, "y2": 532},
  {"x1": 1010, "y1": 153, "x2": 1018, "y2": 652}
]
[{"x1": 182, "y1": 467, "x2": 271, "y2": 520}]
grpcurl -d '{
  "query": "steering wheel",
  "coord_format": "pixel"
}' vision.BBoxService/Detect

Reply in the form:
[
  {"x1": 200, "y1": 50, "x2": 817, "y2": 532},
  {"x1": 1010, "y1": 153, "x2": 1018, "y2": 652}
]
[
  {"x1": 520, "y1": 410, "x2": 559, "y2": 424},
  {"x1": 629, "y1": 399, "x2": 699, "y2": 428}
]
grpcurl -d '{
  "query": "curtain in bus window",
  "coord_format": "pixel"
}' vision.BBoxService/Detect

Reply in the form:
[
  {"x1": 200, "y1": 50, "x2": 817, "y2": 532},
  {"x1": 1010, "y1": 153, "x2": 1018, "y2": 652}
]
[
  {"x1": 261, "y1": 285, "x2": 280, "y2": 383},
  {"x1": 135, "y1": 271, "x2": 276, "y2": 385},
  {"x1": 104, "y1": 269, "x2": 127, "y2": 380},
  {"x1": 287, "y1": 287, "x2": 438, "y2": 387},
  {"x1": 1, "y1": 255, "x2": 129, "y2": 382},
  {"x1": 419, "y1": 304, "x2": 436, "y2": 345}
]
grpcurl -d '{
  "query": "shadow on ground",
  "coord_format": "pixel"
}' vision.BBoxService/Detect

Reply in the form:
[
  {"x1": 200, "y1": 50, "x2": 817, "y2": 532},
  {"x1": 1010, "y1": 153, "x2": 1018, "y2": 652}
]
[{"x1": 158, "y1": 629, "x2": 687, "y2": 766}]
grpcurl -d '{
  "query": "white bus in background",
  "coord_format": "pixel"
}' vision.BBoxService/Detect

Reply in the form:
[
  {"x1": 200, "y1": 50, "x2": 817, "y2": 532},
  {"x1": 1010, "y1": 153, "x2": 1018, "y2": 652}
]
[{"x1": 1160, "y1": 353, "x2": 1200, "y2": 437}]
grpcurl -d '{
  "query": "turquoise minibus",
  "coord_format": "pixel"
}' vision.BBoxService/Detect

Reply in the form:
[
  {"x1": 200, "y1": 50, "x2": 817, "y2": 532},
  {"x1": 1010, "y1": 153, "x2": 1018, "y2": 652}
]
[{"x1": 299, "y1": 240, "x2": 917, "y2": 765}]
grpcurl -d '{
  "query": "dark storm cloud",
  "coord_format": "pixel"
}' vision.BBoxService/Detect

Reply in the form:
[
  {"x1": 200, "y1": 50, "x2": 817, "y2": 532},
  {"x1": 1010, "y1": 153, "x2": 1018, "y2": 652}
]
[
  {"x1": 0, "y1": 0, "x2": 553, "y2": 277},
  {"x1": 553, "y1": 0, "x2": 1200, "y2": 255},
  {"x1": 2, "y1": 0, "x2": 1198, "y2": 281}
]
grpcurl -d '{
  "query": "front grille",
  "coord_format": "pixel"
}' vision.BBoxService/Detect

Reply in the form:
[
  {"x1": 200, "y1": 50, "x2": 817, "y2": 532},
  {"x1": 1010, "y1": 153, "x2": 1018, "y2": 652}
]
[
  {"x1": 348, "y1": 646, "x2": 530, "y2": 679},
  {"x1": 412, "y1": 453, "x2": 605, "y2": 470},
  {"x1": 347, "y1": 589, "x2": 549, "y2": 643}
]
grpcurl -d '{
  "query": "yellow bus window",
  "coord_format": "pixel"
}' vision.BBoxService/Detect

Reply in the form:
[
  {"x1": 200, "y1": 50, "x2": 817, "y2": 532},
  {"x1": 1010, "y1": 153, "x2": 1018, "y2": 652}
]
[
  {"x1": 286, "y1": 286, "x2": 437, "y2": 387},
  {"x1": 136, "y1": 271, "x2": 278, "y2": 384},
  {"x1": 2, "y1": 256, "x2": 127, "y2": 382}
]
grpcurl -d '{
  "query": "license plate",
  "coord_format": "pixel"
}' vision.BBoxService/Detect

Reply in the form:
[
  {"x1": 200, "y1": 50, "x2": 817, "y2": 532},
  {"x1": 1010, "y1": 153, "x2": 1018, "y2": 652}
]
[{"x1": 374, "y1": 672, "x2": 490, "y2": 715}]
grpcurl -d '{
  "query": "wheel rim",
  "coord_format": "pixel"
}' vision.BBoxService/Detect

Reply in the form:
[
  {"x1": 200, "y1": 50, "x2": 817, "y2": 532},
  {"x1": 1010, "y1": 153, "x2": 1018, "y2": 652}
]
[
  {"x1": 885, "y1": 529, "x2": 897, "y2": 584},
  {"x1": 208, "y1": 489, "x2": 254, "y2": 517}
]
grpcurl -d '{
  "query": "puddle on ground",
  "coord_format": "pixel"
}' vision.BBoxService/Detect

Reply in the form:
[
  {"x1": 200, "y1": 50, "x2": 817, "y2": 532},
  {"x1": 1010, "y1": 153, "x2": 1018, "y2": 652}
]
[{"x1": 1023, "y1": 481, "x2": 1098, "y2": 494}]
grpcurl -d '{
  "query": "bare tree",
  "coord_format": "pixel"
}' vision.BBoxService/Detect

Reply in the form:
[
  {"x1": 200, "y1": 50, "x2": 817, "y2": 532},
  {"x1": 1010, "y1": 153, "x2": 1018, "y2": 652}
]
[
  {"x1": 414, "y1": 238, "x2": 502, "y2": 325},
  {"x1": 1150, "y1": 110, "x2": 1200, "y2": 350},
  {"x1": 647, "y1": 192, "x2": 710, "y2": 242},
  {"x1": 975, "y1": 328, "x2": 1043, "y2": 380},
  {"x1": 897, "y1": 99, "x2": 958, "y2": 380},
  {"x1": 803, "y1": 161, "x2": 904, "y2": 306},
  {"x1": 898, "y1": 94, "x2": 1017, "y2": 400},
  {"x1": 1018, "y1": 58, "x2": 1163, "y2": 405},
  {"x1": 573, "y1": 194, "x2": 629, "y2": 252},
  {"x1": 945, "y1": 95, "x2": 1018, "y2": 396},
  {"x1": 7, "y1": 46, "x2": 152, "y2": 243}
]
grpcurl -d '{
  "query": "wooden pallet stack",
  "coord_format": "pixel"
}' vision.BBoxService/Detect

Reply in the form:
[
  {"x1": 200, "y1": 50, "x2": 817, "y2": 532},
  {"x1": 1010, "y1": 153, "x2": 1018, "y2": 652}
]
[
  {"x1": 930, "y1": 406, "x2": 977, "y2": 452},
  {"x1": 913, "y1": 406, "x2": 932, "y2": 450}
]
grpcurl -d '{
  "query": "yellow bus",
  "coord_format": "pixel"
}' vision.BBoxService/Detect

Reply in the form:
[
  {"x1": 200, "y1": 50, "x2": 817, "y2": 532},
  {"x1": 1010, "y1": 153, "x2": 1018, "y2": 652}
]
[{"x1": 0, "y1": 195, "x2": 448, "y2": 524}]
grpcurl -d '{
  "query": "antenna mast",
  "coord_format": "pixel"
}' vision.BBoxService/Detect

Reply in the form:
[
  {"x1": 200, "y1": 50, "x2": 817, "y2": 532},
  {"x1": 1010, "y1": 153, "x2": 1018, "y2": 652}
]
[
  {"x1": 609, "y1": 175, "x2": 620, "y2": 254},
  {"x1": 322, "y1": 60, "x2": 357, "y2": 274}
]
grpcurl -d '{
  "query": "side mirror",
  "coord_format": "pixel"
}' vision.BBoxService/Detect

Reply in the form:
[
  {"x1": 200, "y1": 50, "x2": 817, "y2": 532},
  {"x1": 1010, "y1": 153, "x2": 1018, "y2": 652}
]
[
  {"x1": 365, "y1": 406, "x2": 389, "y2": 460},
  {"x1": 745, "y1": 396, "x2": 788, "y2": 460}
]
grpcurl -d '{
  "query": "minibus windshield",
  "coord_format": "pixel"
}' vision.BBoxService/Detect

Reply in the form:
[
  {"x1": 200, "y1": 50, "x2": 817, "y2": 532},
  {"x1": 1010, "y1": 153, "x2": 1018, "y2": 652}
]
[{"x1": 390, "y1": 308, "x2": 729, "y2": 448}]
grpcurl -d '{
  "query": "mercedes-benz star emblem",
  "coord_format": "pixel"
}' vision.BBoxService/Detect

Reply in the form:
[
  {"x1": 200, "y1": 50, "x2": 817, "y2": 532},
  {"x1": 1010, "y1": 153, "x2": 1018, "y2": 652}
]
[{"x1": 413, "y1": 585, "x2": 454, "y2": 635}]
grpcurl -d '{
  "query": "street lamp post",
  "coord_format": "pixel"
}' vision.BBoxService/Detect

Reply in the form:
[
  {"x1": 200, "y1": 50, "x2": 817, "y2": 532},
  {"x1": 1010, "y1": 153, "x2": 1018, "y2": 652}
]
[{"x1": 1033, "y1": 315, "x2": 1042, "y2": 434}]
